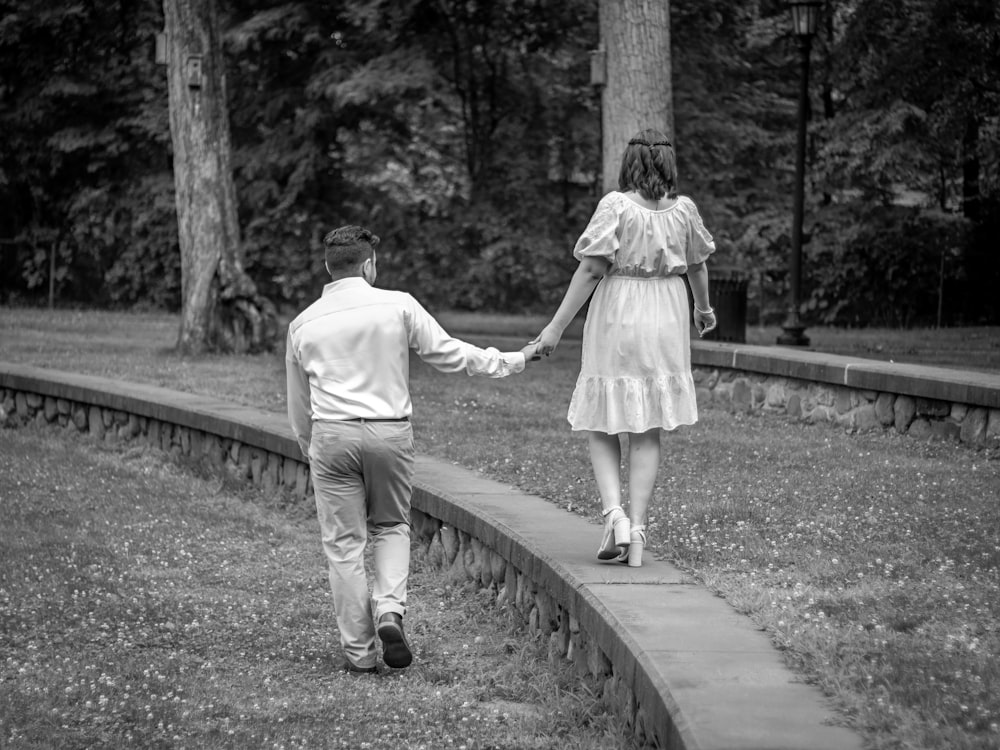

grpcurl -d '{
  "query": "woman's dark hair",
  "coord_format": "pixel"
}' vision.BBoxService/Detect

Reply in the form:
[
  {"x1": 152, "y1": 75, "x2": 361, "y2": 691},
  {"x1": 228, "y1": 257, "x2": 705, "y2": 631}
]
[
  {"x1": 323, "y1": 225, "x2": 379, "y2": 272},
  {"x1": 618, "y1": 128, "x2": 677, "y2": 201}
]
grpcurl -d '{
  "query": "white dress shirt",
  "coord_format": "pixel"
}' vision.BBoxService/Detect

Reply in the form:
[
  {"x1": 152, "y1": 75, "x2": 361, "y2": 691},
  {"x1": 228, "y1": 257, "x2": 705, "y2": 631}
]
[{"x1": 286, "y1": 277, "x2": 525, "y2": 456}]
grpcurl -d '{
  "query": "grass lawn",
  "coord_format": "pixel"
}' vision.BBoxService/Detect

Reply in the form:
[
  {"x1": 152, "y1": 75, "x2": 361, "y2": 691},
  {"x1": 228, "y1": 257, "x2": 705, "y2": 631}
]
[
  {"x1": 0, "y1": 425, "x2": 634, "y2": 749},
  {"x1": 2, "y1": 307, "x2": 1000, "y2": 749}
]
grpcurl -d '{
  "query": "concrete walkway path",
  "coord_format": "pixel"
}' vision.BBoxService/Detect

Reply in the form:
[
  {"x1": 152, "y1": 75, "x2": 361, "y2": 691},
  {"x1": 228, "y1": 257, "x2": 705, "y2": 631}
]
[{"x1": 414, "y1": 456, "x2": 866, "y2": 750}]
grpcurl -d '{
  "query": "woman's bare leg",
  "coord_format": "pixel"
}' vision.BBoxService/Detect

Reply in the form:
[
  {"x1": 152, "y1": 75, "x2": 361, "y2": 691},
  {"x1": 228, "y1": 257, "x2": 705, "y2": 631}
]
[
  {"x1": 588, "y1": 431, "x2": 623, "y2": 513},
  {"x1": 626, "y1": 428, "x2": 661, "y2": 528}
]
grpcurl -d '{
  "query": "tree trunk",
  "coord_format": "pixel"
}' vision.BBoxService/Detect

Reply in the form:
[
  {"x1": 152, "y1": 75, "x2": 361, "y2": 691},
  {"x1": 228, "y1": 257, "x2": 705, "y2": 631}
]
[
  {"x1": 598, "y1": 0, "x2": 672, "y2": 193},
  {"x1": 163, "y1": 0, "x2": 276, "y2": 354},
  {"x1": 962, "y1": 114, "x2": 980, "y2": 222}
]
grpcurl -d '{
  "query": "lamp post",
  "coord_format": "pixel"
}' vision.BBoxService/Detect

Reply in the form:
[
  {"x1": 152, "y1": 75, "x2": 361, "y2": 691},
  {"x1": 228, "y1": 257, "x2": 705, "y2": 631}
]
[{"x1": 777, "y1": 0, "x2": 822, "y2": 347}]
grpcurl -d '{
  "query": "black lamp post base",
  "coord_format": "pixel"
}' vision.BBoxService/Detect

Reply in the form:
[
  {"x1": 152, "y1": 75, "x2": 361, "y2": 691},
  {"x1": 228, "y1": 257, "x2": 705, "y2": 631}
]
[{"x1": 777, "y1": 326, "x2": 810, "y2": 347}]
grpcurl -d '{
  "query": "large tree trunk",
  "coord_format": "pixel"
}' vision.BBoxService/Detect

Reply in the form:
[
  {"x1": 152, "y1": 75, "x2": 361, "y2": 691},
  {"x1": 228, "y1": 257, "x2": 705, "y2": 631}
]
[
  {"x1": 164, "y1": 0, "x2": 275, "y2": 354},
  {"x1": 599, "y1": 0, "x2": 672, "y2": 193}
]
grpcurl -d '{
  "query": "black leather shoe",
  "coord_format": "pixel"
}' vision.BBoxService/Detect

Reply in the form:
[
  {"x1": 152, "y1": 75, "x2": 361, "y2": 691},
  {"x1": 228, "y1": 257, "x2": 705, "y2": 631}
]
[
  {"x1": 377, "y1": 612, "x2": 413, "y2": 669},
  {"x1": 341, "y1": 659, "x2": 377, "y2": 675}
]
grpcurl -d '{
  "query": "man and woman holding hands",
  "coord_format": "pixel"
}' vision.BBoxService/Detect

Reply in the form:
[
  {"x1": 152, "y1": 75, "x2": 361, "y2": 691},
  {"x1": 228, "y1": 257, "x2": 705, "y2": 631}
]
[{"x1": 286, "y1": 129, "x2": 717, "y2": 673}]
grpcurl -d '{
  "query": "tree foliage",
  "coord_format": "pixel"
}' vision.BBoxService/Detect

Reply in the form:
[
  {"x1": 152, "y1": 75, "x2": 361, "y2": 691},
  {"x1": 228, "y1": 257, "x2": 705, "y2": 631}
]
[
  {"x1": 1, "y1": 0, "x2": 998, "y2": 326},
  {"x1": 0, "y1": 0, "x2": 173, "y2": 307}
]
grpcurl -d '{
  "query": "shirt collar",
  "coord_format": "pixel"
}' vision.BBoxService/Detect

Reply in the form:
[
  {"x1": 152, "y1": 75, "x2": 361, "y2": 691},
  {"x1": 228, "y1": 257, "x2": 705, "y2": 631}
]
[{"x1": 322, "y1": 277, "x2": 371, "y2": 296}]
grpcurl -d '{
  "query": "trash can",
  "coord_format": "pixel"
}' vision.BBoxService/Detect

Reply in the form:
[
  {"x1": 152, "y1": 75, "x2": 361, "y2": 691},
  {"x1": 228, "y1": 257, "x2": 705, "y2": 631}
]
[{"x1": 686, "y1": 269, "x2": 748, "y2": 343}]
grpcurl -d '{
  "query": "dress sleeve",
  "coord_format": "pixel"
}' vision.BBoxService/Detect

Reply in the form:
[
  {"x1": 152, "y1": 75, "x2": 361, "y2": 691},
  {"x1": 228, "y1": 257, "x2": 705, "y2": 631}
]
[
  {"x1": 572, "y1": 192, "x2": 621, "y2": 263},
  {"x1": 682, "y1": 197, "x2": 716, "y2": 265}
]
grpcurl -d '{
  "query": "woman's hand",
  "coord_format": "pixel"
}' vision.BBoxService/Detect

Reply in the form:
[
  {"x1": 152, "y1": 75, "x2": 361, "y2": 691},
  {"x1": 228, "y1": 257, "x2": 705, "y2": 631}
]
[
  {"x1": 529, "y1": 325, "x2": 563, "y2": 356},
  {"x1": 693, "y1": 307, "x2": 717, "y2": 337}
]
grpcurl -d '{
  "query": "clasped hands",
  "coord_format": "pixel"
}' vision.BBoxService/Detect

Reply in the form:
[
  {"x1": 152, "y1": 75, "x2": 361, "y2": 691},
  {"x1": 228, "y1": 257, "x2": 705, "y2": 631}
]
[{"x1": 520, "y1": 325, "x2": 560, "y2": 362}]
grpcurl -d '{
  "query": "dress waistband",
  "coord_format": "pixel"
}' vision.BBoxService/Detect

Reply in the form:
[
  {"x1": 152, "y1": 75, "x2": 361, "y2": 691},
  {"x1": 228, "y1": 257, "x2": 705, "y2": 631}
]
[{"x1": 606, "y1": 270, "x2": 681, "y2": 279}]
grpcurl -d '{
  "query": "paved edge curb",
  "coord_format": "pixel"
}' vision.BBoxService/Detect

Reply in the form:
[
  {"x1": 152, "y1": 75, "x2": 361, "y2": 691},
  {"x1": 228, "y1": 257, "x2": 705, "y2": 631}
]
[{"x1": 411, "y1": 461, "x2": 863, "y2": 750}]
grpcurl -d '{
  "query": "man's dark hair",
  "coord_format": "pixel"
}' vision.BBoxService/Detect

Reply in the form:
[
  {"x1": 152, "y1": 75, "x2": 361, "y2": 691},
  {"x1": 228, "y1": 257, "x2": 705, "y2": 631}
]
[{"x1": 324, "y1": 225, "x2": 380, "y2": 272}]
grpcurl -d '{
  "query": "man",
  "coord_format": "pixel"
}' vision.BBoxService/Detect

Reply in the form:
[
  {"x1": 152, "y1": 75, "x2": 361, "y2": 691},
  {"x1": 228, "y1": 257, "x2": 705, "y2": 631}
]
[{"x1": 286, "y1": 225, "x2": 537, "y2": 673}]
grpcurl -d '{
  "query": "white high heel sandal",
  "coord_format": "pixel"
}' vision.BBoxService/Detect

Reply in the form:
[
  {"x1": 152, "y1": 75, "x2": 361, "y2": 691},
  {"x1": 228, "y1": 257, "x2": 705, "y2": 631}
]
[
  {"x1": 597, "y1": 506, "x2": 631, "y2": 560},
  {"x1": 626, "y1": 525, "x2": 646, "y2": 567}
]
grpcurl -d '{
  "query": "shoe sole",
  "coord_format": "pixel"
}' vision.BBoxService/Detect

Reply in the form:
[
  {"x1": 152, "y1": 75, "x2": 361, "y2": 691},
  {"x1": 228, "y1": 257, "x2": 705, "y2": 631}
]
[
  {"x1": 377, "y1": 621, "x2": 413, "y2": 669},
  {"x1": 597, "y1": 542, "x2": 629, "y2": 561},
  {"x1": 597, "y1": 514, "x2": 631, "y2": 560},
  {"x1": 344, "y1": 664, "x2": 377, "y2": 675}
]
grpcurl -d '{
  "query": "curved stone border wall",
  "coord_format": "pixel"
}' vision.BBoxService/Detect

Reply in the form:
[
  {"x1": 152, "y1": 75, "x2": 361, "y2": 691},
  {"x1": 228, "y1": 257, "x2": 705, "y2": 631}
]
[{"x1": 691, "y1": 342, "x2": 1000, "y2": 447}]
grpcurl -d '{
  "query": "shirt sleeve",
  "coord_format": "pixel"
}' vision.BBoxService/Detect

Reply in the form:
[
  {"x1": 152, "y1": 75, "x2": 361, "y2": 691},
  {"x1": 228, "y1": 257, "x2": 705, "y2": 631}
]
[
  {"x1": 404, "y1": 296, "x2": 526, "y2": 378},
  {"x1": 682, "y1": 197, "x2": 716, "y2": 266},
  {"x1": 572, "y1": 192, "x2": 621, "y2": 263},
  {"x1": 284, "y1": 326, "x2": 313, "y2": 458}
]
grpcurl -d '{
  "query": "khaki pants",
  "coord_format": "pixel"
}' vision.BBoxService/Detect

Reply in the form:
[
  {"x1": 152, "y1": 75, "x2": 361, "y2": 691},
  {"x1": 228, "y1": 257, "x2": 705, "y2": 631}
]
[{"x1": 309, "y1": 419, "x2": 414, "y2": 668}]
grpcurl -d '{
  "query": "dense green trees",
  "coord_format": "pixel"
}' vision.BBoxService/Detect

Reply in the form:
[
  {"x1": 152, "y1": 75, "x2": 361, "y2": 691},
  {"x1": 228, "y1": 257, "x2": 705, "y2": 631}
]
[
  {"x1": 2, "y1": 0, "x2": 997, "y2": 329},
  {"x1": 0, "y1": 1, "x2": 174, "y2": 307},
  {"x1": 811, "y1": 0, "x2": 1000, "y2": 325}
]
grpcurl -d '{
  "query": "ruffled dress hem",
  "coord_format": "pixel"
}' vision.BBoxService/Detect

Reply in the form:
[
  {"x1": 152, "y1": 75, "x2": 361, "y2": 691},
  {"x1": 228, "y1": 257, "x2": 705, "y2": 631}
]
[{"x1": 567, "y1": 373, "x2": 699, "y2": 434}]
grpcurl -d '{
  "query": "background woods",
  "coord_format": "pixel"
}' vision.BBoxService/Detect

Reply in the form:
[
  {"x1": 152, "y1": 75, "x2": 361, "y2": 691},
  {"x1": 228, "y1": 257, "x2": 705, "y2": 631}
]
[{"x1": 1, "y1": 0, "x2": 998, "y2": 329}]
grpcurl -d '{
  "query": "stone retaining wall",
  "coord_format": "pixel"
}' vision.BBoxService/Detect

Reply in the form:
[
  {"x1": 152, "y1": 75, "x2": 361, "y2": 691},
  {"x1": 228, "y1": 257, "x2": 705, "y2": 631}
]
[
  {"x1": 1, "y1": 381, "x2": 310, "y2": 495},
  {"x1": 691, "y1": 342, "x2": 1000, "y2": 447},
  {"x1": 404, "y1": 509, "x2": 648, "y2": 734}
]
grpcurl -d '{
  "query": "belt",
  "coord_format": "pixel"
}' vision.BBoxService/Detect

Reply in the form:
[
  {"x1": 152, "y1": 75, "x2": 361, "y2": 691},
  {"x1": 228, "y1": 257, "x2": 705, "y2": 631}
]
[{"x1": 343, "y1": 416, "x2": 409, "y2": 422}]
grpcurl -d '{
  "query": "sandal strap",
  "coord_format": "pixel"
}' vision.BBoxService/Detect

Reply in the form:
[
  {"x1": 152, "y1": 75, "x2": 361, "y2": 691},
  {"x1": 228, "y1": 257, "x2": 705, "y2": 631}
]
[{"x1": 601, "y1": 505, "x2": 624, "y2": 518}]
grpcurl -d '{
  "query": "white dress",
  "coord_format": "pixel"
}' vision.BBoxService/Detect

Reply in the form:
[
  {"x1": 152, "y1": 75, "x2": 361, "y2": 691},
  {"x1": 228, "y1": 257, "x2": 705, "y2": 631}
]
[{"x1": 567, "y1": 191, "x2": 716, "y2": 434}]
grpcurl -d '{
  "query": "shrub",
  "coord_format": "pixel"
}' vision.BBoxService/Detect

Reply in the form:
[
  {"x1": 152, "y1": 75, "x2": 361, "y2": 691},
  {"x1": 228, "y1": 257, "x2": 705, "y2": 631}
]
[{"x1": 805, "y1": 205, "x2": 970, "y2": 327}]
